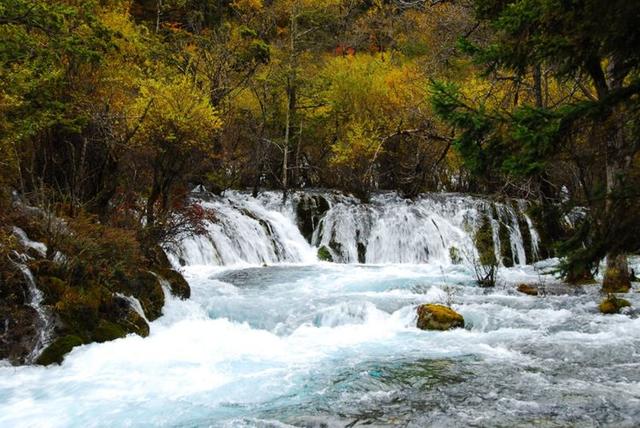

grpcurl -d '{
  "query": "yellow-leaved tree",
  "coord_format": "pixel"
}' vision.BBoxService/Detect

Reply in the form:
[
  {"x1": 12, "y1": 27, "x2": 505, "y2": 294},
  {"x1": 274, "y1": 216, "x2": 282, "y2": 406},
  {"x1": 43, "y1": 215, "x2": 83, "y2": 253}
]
[{"x1": 130, "y1": 76, "x2": 221, "y2": 228}]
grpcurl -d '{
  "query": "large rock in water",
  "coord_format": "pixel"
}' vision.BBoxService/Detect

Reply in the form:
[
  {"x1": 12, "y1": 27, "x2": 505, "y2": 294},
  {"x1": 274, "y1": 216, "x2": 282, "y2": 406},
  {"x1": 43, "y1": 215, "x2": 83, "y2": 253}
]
[
  {"x1": 517, "y1": 283, "x2": 539, "y2": 296},
  {"x1": 598, "y1": 295, "x2": 631, "y2": 314},
  {"x1": 416, "y1": 304, "x2": 465, "y2": 331}
]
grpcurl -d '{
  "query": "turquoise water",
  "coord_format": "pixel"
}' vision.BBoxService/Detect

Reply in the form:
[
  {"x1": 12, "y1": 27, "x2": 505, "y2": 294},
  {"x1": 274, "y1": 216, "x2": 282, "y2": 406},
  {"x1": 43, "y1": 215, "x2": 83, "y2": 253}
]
[{"x1": 1, "y1": 262, "x2": 639, "y2": 427}]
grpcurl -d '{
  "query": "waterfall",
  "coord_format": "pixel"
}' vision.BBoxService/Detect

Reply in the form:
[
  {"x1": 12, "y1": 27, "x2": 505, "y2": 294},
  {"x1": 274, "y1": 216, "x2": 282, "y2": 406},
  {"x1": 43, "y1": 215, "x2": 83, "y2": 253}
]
[
  {"x1": 12, "y1": 262, "x2": 53, "y2": 363},
  {"x1": 11, "y1": 228, "x2": 54, "y2": 362},
  {"x1": 166, "y1": 191, "x2": 317, "y2": 267},
  {"x1": 169, "y1": 190, "x2": 541, "y2": 267},
  {"x1": 115, "y1": 293, "x2": 149, "y2": 323}
]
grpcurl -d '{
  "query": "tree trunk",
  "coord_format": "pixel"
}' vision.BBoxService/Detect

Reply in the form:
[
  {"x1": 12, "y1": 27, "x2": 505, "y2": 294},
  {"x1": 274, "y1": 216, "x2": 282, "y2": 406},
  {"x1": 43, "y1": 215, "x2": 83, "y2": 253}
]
[
  {"x1": 596, "y1": 58, "x2": 632, "y2": 292},
  {"x1": 533, "y1": 65, "x2": 543, "y2": 108},
  {"x1": 282, "y1": 99, "x2": 290, "y2": 202},
  {"x1": 282, "y1": 12, "x2": 298, "y2": 203},
  {"x1": 603, "y1": 253, "x2": 631, "y2": 293},
  {"x1": 156, "y1": 0, "x2": 162, "y2": 33}
]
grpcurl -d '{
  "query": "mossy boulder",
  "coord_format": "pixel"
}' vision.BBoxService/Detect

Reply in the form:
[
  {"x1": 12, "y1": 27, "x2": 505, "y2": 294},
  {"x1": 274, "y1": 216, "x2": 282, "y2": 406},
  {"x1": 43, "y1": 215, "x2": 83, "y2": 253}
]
[
  {"x1": 121, "y1": 309, "x2": 150, "y2": 338},
  {"x1": 105, "y1": 296, "x2": 150, "y2": 338},
  {"x1": 598, "y1": 295, "x2": 631, "y2": 315},
  {"x1": 317, "y1": 246, "x2": 333, "y2": 262},
  {"x1": 517, "y1": 284, "x2": 539, "y2": 296},
  {"x1": 115, "y1": 270, "x2": 164, "y2": 321},
  {"x1": 92, "y1": 320, "x2": 127, "y2": 343},
  {"x1": 416, "y1": 304, "x2": 465, "y2": 331},
  {"x1": 158, "y1": 268, "x2": 191, "y2": 300},
  {"x1": 36, "y1": 335, "x2": 84, "y2": 366}
]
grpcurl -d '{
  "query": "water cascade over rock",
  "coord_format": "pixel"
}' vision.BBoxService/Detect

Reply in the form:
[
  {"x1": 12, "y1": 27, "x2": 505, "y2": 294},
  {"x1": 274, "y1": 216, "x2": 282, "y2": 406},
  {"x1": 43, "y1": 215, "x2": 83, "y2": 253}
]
[{"x1": 168, "y1": 190, "x2": 541, "y2": 267}]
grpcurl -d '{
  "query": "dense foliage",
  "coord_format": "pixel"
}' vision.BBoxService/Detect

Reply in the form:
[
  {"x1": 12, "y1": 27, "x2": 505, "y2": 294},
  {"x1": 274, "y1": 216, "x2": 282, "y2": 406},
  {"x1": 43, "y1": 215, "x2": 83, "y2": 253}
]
[
  {"x1": 0, "y1": 0, "x2": 638, "y2": 289},
  {"x1": 431, "y1": 0, "x2": 640, "y2": 287}
]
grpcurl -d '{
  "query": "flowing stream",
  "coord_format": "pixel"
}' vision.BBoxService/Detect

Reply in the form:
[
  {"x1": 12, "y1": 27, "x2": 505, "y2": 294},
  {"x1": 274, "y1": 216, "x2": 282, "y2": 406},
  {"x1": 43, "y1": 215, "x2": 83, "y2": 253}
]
[{"x1": 1, "y1": 191, "x2": 639, "y2": 427}]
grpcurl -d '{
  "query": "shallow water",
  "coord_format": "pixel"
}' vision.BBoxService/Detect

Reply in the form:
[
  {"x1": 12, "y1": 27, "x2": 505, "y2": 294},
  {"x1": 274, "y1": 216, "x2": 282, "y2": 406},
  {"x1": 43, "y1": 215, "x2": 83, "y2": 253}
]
[{"x1": 1, "y1": 261, "x2": 639, "y2": 427}]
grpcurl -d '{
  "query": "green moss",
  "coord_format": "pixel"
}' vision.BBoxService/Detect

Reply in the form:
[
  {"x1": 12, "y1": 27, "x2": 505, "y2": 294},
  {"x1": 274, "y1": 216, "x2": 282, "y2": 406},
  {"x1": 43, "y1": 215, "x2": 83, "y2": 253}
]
[
  {"x1": 317, "y1": 246, "x2": 333, "y2": 262},
  {"x1": 36, "y1": 335, "x2": 84, "y2": 366},
  {"x1": 92, "y1": 320, "x2": 127, "y2": 343},
  {"x1": 37, "y1": 275, "x2": 68, "y2": 304},
  {"x1": 598, "y1": 295, "x2": 631, "y2": 315},
  {"x1": 416, "y1": 304, "x2": 465, "y2": 331},
  {"x1": 449, "y1": 246, "x2": 462, "y2": 265},
  {"x1": 475, "y1": 214, "x2": 497, "y2": 266},
  {"x1": 602, "y1": 267, "x2": 631, "y2": 293}
]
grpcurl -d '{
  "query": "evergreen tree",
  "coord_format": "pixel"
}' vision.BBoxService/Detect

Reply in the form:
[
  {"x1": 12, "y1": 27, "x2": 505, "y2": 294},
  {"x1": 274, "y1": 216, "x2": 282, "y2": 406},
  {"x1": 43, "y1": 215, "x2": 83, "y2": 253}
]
[{"x1": 432, "y1": 0, "x2": 640, "y2": 290}]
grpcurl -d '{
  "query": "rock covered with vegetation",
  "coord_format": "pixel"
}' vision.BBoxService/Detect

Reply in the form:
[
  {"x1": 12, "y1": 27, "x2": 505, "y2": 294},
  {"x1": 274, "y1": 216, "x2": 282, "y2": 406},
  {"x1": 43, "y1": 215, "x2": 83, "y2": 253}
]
[
  {"x1": 0, "y1": 205, "x2": 191, "y2": 366},
  {"x1": 598, "y1": 295, "x2": 631, "y2": 315},
  {"x1": 0, "y1": 0, "x2": 638, "y2": 366},
  {"x1": 416, "y1": 304, "x2": 465, "y2": 331},
  {"x1": 317, "y1": 246, "x2": 333, "y2": 262}
]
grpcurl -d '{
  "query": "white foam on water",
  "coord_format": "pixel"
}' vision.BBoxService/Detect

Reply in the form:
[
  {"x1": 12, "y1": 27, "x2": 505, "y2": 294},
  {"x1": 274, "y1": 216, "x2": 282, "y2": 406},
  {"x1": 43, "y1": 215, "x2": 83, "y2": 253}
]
[
  {"x1": 2, "y1": 194, "x2": 638, "y2": 426},
  {"x1": 169, "y1": 191, "x2": 541, "y2": 268},
  {"x1": 1, "y1": 261, "x2": 637, "y2": 426}
]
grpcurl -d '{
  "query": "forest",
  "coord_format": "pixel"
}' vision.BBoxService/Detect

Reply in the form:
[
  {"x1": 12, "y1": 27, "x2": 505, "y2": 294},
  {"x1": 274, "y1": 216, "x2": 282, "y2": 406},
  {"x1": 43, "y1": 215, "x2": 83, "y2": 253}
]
[{"x1": 1, "y1": 0, "x2": 640, "y2": 426}]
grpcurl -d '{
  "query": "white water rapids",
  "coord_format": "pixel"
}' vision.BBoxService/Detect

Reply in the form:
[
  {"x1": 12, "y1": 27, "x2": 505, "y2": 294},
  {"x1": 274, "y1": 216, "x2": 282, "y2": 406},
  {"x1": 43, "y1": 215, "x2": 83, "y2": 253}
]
[
  {"x1": 1, "y1": 191, "x2": 639, "y2": 427},
  {"x1": 167, "y1": 191, "x2": 539, "y2": 267}
]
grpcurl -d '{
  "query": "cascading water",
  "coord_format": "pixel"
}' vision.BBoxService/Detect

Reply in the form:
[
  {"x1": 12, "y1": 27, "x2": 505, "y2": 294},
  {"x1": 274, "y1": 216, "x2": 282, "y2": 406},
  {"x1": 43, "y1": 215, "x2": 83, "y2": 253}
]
[
  {"x1": 166, "y1": 191, "x2": 316, "y2": 267},
  {"x1": 11, "y1": 228, "x2": 54, "y2": 363},
  {"x1": 168, "y1": 190, "x2": 540, "y2": 268},
  {"x1": 14, "y1": 262, "x2": 53, "y2": 363},
  {"x1": 3, "y1": 192, "x2": 638, "y2": 427}
]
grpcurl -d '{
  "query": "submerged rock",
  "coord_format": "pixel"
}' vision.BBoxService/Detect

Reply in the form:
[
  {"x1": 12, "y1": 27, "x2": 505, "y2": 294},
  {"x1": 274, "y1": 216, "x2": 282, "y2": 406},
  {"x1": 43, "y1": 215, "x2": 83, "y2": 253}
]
[
  {"x1": 317, "y1": 246, "x2": 333, "y2": 262},
  {"x1": 517, "y1": 284, "x2": 539, "y2": 296},
  {"x1": 36, "y1": 335, "x2": 84, "y2": 366},
  {"x1": 416, "y1": 304, "x2": 464, "y2": 331},
  {"x1": 598, "y1": 295, "x2": 631, "y2": 315},
  {"x1": 158, "y1": 268, "x2": 191, "y2": 300},
  {"x1": 92, "y1": 320, "x2": 127, "y2": 343}
]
